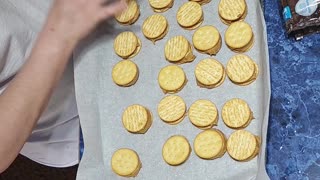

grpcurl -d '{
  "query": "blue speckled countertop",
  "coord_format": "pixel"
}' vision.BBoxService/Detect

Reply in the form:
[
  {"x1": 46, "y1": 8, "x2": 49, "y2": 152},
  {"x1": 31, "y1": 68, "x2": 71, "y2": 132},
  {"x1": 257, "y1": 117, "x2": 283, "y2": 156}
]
[
  {"x1": 264, "y1": 0, "x2": 320, "y2": 179},
  {"x1": 79, "y1": 0, "x2": 320, "y2": 179}
]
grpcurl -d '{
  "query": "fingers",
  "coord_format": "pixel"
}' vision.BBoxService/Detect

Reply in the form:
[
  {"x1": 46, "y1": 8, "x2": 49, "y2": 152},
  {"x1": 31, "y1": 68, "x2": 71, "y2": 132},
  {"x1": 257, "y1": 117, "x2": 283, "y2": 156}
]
[
  {"x1": 98, "y1": 0, "x2": 127, "y2": 20},
  {"x1": 101, "y1": 0, "x2": 122, "y2": 6}
]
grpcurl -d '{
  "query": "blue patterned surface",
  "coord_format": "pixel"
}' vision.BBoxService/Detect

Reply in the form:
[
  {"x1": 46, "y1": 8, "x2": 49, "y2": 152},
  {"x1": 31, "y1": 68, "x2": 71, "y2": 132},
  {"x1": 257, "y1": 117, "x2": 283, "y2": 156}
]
[
  {"x1": 80, "y1": 128, "x2": 84, "y2": 160},
  {"x1": 264, "y1": 0, "x2": 320, "y2": 179},
  {"x1": 79, "y1": 1, "x2": 320, "y2": 179}
]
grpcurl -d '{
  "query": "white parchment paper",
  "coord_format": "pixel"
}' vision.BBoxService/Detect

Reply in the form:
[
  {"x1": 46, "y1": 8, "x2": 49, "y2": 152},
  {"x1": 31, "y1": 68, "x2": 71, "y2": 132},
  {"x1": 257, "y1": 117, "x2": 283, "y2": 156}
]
[{"x1": 74, "y1": 0, "x2": 271, "y2": 179}]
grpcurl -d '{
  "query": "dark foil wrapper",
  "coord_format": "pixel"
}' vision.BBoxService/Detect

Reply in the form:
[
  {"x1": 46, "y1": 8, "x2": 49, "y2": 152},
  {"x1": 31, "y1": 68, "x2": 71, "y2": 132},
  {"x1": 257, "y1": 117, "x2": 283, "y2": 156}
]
[{"x1": 281, "y1": 0, "x2": 320, "y2": 40}]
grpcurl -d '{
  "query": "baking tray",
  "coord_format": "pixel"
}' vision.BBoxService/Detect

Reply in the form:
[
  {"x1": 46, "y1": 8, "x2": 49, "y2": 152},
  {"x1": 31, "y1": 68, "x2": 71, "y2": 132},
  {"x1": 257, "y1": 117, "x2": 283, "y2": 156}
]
[{"x1": 74, "y1": 0, "x2": 271, "y2": 179}]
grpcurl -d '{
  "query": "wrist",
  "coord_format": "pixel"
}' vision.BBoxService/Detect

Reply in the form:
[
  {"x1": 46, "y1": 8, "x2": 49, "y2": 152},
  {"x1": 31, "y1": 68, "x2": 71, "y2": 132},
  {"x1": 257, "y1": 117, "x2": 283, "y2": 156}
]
[
  {"x1": 28, "y1": 28, "x2": 77, "y2": 66},
  {"x1": 32, "y1": 25, "x2": 78, "y2": 59},
  {"x1": 39, "y1": 26, "x2": 78, "y2": 50}
]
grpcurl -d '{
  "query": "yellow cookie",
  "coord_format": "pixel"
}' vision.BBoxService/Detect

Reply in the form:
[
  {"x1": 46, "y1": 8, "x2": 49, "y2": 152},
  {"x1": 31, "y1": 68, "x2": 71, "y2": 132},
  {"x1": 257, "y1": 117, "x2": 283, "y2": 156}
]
[
  {"x1": 122, "y1": 104, "x2": 153, "y2": 133},
  {"x1": 226, "y1": 54, "x2": 259, "y2": 86},
  {"x1": 158, "y1": 65, "x2": 187, "y2": 94},
  {"x1": 111, "y1": 148, "x2": 142, "y2": 177},
  {"x1": 194, "y1": 129, "x2": 226, "y2": 159},
  {"x1": 227, "y1": 130, "x2": 260, "y2": 161},
  {"x1": 142, "y1": 14, "x2": 169, "y2": 44},
  {"x1": 112, "y1": 60, "x2": 139, "y2": 87},
  {"x1": 158, "y1": 95, "x2": 186, "y2": 125},
  {"x1": 218, "y1": 0, "x2": 247, "y2": 25},
  {"x1": 148, "y1": 0, "x2": 174, "y2": 12},
  {"x1": 222, "y1": 98, "x2": 253, "y2": 129},
  {"x1": 162, "y1": 135, "x2": 191, "y2": 166},
  {"x1": 164, "y1": 36, "x2": 196, "y2": 64},
  {"x1": 189, "y1": 0, "x2": 212, "y2": 5},
  {"x1": 195, "y1": 58, "x2": 225, "y2": 89},
  {"x1": 192, "y1": 26, "x2": 222, "y2": 55},
  {"x1": 225, "y1": 21, "x2": 254, "y2": 53},
  {"x1": 177, "y1": 2, "x2": 203, "y2": 30},
  {"x1": 114, "y1": 31, "x2": 141, "y2": 59},
  {"x1": 115, "y1": 0, "x2": 140, "y2": 25},
  {"x1": 188, "y1": 100, "x2": 218, "y2": 130}
]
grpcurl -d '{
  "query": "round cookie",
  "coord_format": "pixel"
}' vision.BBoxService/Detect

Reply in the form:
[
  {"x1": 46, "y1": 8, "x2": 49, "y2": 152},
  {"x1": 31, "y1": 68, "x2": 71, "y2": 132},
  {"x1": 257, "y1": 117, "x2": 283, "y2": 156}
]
[
  {"x1": 227, "y1": 130, "x2": 260, "y2": 161},
  {"x1": 111, "y1": 148, "x2": 142, "y2": 177},
  {"x1": 115, "y1": 0, "x2": 140, "y2": 25},
  {"x1": 194, "y1": 129, "x2": 226, "y2": 159},
  {"x1": 233, "y1": 64, "x2": 258, "y2": 86},
  {"x1": 222, "y1": 98, "x2": 253, "y2": 129},
  {"x1": 114, "y1": 31, "x2": 141, "y2": 59},
  {"x1": 195, "y1": 58, "x2": 225, "y2": 89},
  {"x1": 177, "y1": 2, "x2": 203, "y2": 30},
  {"x1": 148, "y1": 0, "x2": 174, "y2": 12},
  {"x1": 142, "y1": 14, "x2": 169, "y2": 43},
  {"x1": 112, "y1": 60, "x2": 139, "y2": 87},
  {"x1": 226, "y1": 54, "x2": 259, "y2": 86},
  {"x1": 192, "y1": 26, "x2": 222, "y2": 55},
  {"x1": 225, "y1": 21, "x2": 254, "y2": 53},
  {"x1": 122, "y1": 104, "x2": 153, "y2": 133},
  {"x1": 158, "y1": 95, "x2": 187, "y2": 125},
  {"x1": 218, "y1": 0, "x2": 247, "y2": 25},
  {"x1": 164, "y1": 36, "x2": 195, "y2": 64},
  {"x1": 158, "y1": 65, "x2": 187, "y2": 94},
  {"x1": 162, "y1": 135, "x2": 191, "y2": 166},
  {"x1": 189, "y1": 0, "x2": 212, "y2": 5},
  {"x1": 188, "y1": 100, "x2": 218, "y2": 129}
]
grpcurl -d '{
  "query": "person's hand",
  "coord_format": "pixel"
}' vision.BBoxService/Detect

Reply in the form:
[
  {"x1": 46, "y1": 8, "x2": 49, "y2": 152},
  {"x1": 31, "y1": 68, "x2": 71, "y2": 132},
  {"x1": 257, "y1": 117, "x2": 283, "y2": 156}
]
[{"x1": 43, "y1": 0, "x2": 127, "y2": 45}]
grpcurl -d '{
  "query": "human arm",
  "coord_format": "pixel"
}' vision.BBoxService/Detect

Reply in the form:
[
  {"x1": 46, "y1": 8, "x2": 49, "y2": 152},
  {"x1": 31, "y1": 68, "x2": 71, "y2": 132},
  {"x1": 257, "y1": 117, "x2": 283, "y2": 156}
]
[{"x1": 0, "y1": 0, "x2": 126, "y2": 173}]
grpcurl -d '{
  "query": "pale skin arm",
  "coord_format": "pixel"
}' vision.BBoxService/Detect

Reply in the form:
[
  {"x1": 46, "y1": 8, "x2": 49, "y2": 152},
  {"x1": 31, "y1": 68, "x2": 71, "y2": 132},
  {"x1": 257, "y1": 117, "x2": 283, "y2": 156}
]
[{"x1": 0, "y1": 0, "x2": 126, "y2": 173}]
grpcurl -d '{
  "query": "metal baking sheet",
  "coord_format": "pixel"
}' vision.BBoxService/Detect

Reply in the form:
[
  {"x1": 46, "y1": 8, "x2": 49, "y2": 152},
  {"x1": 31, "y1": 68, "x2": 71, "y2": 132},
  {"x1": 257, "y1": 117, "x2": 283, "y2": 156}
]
[{"x1": 74, "y1": 0, "x2": 270, "y2": 179}]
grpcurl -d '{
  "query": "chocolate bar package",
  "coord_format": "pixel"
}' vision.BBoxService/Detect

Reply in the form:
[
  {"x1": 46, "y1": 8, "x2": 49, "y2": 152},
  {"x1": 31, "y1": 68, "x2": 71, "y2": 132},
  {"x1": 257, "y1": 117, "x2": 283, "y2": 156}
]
[{"x1": 281, "y1": 0, "x2": 320, "y2": 40}]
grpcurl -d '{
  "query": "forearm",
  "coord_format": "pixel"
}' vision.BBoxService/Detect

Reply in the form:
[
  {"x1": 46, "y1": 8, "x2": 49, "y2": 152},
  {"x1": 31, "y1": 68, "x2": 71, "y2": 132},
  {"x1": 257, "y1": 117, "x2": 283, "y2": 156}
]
[
  {"x1": 0, "y1": 0, "x2": 126, "y2": 173},
  {"x1": 0, "y1": 28, "x2": 76, "y2": 172}
]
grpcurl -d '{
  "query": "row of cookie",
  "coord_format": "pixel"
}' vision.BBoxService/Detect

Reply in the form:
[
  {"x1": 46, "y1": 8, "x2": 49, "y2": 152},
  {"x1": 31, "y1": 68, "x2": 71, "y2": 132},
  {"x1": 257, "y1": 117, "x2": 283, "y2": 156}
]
[
  {"x1": 159, "y1": 55, "x2": 259, "y2": 94},
  {"x1": 112, "y1": 55, "x2": 259, "y2": 89},
  {"x1": 163, "y1": 129, "x2": 260, "y2": 165},
  {"x1": 111, "y1": 129, "x2": 260, "y2": 177},
  {"x1": 176, "y1": 0, "x2": 248, "y2": 29},
  {"x1": 121, "y1": 97, "x2": 254, "y2": 134},
  {"x1": 114, "y1": 20, "x2": 254, "y2": 61},
  {"x1": 116, "y1": 0, "x2": 248, "y2": 27},
  {"x1": 159, "y1": 96, "x2": 255, "y2": 130}
]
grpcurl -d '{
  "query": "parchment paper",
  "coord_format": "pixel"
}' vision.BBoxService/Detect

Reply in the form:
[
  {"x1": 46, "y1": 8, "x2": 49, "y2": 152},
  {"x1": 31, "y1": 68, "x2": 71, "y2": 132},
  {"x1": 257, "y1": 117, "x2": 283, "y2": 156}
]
[{"x1": 74, "y1": 0, "x2": 271, "y2": 179}]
